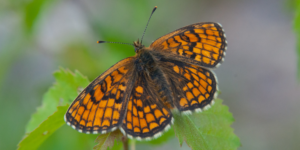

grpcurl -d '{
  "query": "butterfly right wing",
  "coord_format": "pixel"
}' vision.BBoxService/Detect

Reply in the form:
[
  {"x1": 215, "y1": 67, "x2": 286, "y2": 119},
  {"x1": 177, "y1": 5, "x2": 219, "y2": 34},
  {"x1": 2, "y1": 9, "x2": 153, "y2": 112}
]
[
  {"x1": 150, "y1": 22, "x2": 227, "y2": 68},
  {"x1": 159, "y1": 58, "x2": 218, "y2": 113},
  {"x1": 65, "y1": 57, "x2": 135, "y2": 134}
]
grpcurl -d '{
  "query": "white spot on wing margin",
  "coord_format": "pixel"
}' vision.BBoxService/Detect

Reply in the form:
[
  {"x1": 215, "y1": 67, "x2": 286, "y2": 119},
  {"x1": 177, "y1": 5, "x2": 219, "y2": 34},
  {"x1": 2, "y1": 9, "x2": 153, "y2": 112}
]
[{"x1": 121, "y1": 117, "x2": 174, "y2": 141}]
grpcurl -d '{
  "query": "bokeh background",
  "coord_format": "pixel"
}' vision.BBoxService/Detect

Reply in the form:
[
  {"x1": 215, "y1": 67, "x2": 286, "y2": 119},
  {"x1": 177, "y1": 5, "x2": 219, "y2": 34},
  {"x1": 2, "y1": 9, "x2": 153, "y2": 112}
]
[{"x1": 1, "y1": 0, "x2": 299, "y2": 150}]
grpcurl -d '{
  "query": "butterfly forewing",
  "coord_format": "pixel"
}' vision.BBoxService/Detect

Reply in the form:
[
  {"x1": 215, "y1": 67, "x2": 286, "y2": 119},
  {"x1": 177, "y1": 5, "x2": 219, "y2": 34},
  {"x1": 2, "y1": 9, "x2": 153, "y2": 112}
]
[
  {"x1": 150, "y1": 22, "x2": 226, "y2": 68},
  {"x1": 65, "y1": 57, "x2": 135, "y2": 134},
  {"x1": 121, "y1": 72, "x2": 173, "y2": 140}
]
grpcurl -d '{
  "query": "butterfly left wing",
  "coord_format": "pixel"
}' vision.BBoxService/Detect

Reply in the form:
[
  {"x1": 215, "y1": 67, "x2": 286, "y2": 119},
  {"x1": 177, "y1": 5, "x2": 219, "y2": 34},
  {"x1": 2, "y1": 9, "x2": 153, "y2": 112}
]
[
  {"x1": 120, "y1": 72, "x2": 173, "y2": 140},
  {"x1": 65, "y1": 57, "x2": 135, "y2": 134},
  {"x1": 150, "y1": 22, "x2": 226, "y2": 68}
]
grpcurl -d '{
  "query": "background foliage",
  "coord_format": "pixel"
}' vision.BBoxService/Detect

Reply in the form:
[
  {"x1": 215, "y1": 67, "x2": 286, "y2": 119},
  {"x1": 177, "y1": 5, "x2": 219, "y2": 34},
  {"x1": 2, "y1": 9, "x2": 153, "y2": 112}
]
[
  {"x1": 293, "y1": 0, "x2": 300, "y2": 79},
  {"x1": 0, "y1": 0, "x2": 298, "y2": 150}
]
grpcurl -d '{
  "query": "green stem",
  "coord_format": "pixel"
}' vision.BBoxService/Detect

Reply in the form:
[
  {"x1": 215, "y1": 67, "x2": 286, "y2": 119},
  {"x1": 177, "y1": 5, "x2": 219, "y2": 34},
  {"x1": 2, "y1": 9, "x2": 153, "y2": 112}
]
[{"x1": 130, "y1": 140, "x2": 135, "y2": 150}]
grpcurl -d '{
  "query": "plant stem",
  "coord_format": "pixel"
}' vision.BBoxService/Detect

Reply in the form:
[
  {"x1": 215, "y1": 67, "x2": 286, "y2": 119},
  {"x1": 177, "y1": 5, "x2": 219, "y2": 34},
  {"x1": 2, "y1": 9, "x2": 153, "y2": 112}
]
[{"x1": 122, "y1": 137, "x2": 128, "y2": 150}]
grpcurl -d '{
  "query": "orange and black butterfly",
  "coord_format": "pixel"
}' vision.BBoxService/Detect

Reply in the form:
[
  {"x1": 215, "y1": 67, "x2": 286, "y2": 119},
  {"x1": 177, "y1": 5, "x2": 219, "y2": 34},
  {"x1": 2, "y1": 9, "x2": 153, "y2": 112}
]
[{"x1": 65, "y1": 6, "x2": 226, "y2": 140}]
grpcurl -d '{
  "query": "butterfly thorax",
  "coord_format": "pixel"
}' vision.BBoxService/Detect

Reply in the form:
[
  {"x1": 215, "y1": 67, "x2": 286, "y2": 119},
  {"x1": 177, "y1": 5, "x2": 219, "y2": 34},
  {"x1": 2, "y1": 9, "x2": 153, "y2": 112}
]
[{"x1": 134, "y1": 47, "x2": 174, "y2": 109}]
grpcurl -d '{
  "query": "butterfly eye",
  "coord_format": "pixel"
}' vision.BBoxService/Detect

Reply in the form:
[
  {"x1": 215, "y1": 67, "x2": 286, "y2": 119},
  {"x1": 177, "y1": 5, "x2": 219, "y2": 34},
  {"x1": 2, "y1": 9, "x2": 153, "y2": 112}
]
[{"x1": 135, "y1": 47, "x2": 139, "y2": 53}]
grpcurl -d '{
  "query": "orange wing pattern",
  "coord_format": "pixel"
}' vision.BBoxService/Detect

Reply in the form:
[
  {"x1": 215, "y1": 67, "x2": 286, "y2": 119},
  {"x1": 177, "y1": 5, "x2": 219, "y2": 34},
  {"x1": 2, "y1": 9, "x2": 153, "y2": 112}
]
[
  {"x1": 65, "y1": 57, "x2": 135, "y2": 134},
  {"x1": 150, "y1": 22, "x2": 226, "y2": 68},
  {"x1": 159, "y1": 58, "x2": 217, "y2": 113},
  {"x1": 65, "y1": 19, "x2": 225, "y2": 140},
  {"x1": 121, "y1": 73, "x2": 173, "y2": 140}
]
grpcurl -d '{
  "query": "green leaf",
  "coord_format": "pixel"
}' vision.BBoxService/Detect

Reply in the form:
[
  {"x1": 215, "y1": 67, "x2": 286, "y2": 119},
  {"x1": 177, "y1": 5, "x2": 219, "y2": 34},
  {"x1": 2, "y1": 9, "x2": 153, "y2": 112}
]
[
  {"x1": 173, "y1": 99, "x2": 240, "y2": 150},
  {"x1": 25, "y1": 68, "x2": 89, "y2": 133},
  {"x1": 18, "y1": 68, "x2": 91, "y2": 150},
  {"x1": 93, "y1": 130, "x2": 123, "y2": 150},
  {"x1": 18, "y1": 105, "x2": 69, "y2": 150}
]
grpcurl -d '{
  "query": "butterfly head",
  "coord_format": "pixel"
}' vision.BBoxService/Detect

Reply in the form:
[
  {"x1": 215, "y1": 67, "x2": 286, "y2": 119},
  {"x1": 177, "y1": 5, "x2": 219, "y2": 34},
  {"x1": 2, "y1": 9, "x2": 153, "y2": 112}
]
[{"x1": 134, "y1": 39, "x2": 145, "y2": 53}]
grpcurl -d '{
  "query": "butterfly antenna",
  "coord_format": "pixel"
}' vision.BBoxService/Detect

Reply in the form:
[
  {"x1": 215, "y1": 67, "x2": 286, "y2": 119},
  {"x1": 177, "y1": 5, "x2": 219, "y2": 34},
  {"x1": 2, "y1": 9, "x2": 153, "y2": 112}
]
[
  {"x1": 97, "y1": 41, "x2": 134, "y2": 46},
  {"x1": 140, "y1": 6, "x2": 157, "y2": 45}
]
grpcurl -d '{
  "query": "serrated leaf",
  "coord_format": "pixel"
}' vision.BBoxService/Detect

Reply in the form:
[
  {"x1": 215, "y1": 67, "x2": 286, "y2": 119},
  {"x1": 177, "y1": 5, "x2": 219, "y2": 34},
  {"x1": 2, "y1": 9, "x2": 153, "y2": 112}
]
[
  {"x1": 93, "y1": 130, "x2": 123, "y2": 150},
  {"x1": 18, "y1": 105, "x2": 69, "y2": 150},
  {"x1": 173, "y1": 99, "x2": 240, "y2": 150},
  {"x1": 26, "y1": 68, "x2": 89, "y2": 133}
]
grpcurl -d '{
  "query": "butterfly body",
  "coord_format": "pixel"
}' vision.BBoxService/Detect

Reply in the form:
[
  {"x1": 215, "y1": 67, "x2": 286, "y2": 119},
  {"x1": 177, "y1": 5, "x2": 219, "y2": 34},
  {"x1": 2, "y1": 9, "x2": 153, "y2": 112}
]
[
  {"x1": 135, "y1": 46, "x2": 174, "y2": 107},
  {"x1": 65, "y1": 22, "x2": 226, "y2": 140}
]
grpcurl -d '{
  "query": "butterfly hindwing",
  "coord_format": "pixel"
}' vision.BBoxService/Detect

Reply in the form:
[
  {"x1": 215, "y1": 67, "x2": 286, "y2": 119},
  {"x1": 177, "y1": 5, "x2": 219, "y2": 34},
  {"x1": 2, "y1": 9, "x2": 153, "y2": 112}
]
[
  {"x1": 159, "y1": 58, "x2": 217, "y2": 113},
  {"x1": 150, "y1": 22, "x2": 226, "y2": 68},
  {"x1": 65, "y1": 57, "x2": 135, "y2": 134},
  {"x1": 121, "y1": 72, "x2": 173, "y2": 140}
]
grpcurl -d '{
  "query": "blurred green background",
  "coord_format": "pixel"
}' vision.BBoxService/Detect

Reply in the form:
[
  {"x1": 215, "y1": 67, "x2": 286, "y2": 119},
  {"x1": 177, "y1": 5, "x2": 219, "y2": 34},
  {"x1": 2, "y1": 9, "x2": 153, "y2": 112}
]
[{"x1": 0, "y1": 0, "x2": 299, "y2": 150}]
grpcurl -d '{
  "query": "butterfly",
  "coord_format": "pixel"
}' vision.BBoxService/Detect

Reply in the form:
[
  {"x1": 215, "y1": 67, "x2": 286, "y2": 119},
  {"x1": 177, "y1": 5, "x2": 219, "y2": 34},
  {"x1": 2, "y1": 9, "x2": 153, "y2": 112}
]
[{"x1": 64, "y1": 6, "x2": 227, "y2": 141}]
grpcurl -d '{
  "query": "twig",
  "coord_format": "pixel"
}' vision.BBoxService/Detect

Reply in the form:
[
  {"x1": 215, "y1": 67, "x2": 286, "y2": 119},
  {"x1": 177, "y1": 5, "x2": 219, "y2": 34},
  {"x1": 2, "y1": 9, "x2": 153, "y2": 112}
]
[{"x1": 122, "y1": 136, "x2": 128, "y2": 150}]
